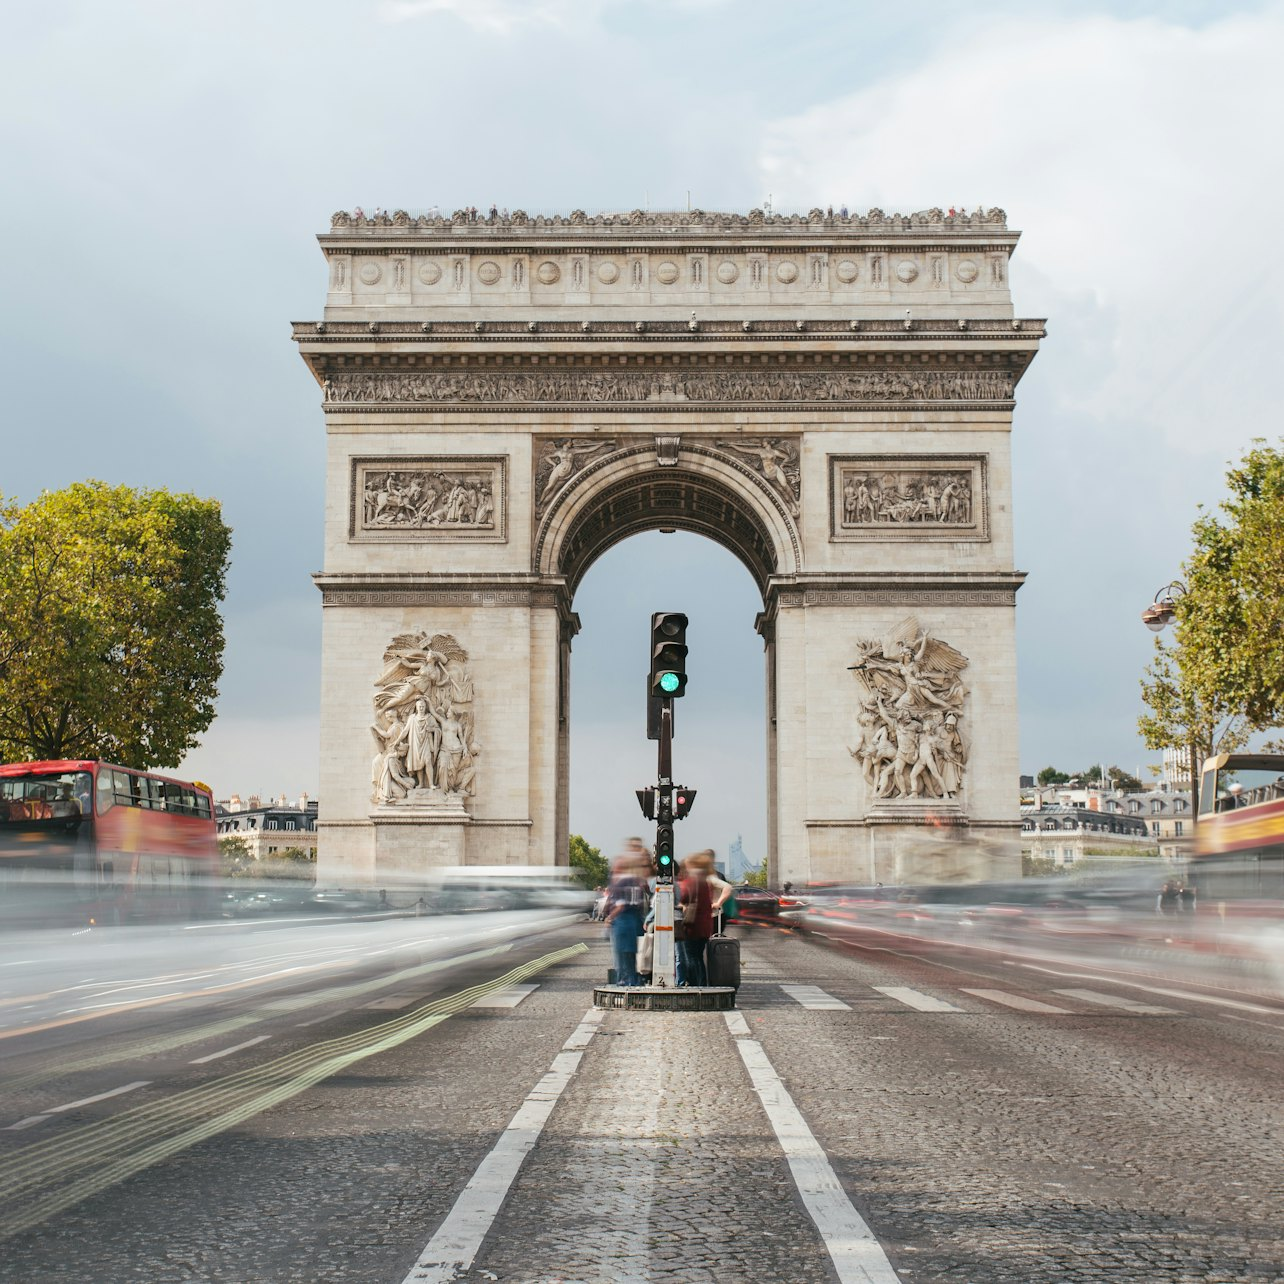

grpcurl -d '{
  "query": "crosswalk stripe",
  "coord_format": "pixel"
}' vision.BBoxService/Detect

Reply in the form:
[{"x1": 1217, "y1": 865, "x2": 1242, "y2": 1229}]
[
  {"x1": 960, "y1": 988, "x2": 1071, "y2": 1014},
  {"x1": 780, "y1": 985, "x2": 851, "y2": 1011},
  {"x1": 1053, "y1": 988, "x2": 1178, "y2": 1016},
  {"x1": 873, "y1": 986, "x2": 963, "y2": 1013},
  {"x1": 470, "y1": 983, "x2": 539, "y2": 1010}
]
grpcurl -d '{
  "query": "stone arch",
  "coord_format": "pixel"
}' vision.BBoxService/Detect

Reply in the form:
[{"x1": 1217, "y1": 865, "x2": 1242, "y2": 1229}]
[{"x1": 536, "y1": 444, "x2": 801, "y2": 596}]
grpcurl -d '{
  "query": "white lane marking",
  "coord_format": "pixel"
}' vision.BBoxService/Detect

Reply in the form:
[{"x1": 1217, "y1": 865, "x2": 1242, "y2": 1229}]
[
  {"x1": 49, "y1": 1081, "x2": 151, "y2": 1113},
  {"x1": 189, "y1": 1036, "x2": 271, "y2": 1064},
  {"x1": 470, "y1": 983, "x2": 539, "y2": 1010},
  {"x1": 363, "y1": 993, "x2": 426, "y2": 1010},
  {"x1": 781, "y1": 984, "x2": 851, "y2": 1011},
  {"x1": 296, "y1": 1011, "x2": 348, "y2": 1028},
  {"x1": 960, "y1": 988, "x2": 1071, "y2": 1014},
  {"x1": 6, "y1": 1115, "x2": 51, "y2": 1131},
  {"x1": 402, "y1": 1007, "x2": 604, "y2": 1284},
  {"x1": 726, "y1": 1013, "x2": 901, "y2": 1284},
  {"x1": 1053, "y1": 989, "x2": 1178, "y2": 1016},
  {"x1": 873, "y1": 986, "x2": 963, "y2": 1013},
  {"x1": 1016, "y1": 963, "x2": 1282, "y2": 1016}
]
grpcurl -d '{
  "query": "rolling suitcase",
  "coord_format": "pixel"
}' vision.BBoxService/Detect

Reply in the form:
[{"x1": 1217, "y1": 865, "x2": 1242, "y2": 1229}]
[{"x1": 706, "y1": 913, "x2": 741, "y2": 990}]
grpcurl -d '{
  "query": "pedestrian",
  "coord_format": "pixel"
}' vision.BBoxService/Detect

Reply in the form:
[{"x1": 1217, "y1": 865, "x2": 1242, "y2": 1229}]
[
  {"x1": 1178, "y1": 882, "x2": 1197, "y2": 914},
  {"x1": 353, "y1": 206, "x2": 365, "y2": 220},
  {"x1": 691, "y1": 849, "x2": 735, "y2": 931},
  {"x1": 1157, "y1": 881, "x2": 1180, "y2": 916},
  {"x1": 839, "y1": 204, "x2": 848, "y2": 218},
  {"x1": 489, "y1": 203, "x2": 498, "y2": 220},
  {"x1": 606, "y1": 842, "x2": 648, "y2": 986},
  {"x1": 678, "y1": 853, "x2": 714, "y2": 986}
]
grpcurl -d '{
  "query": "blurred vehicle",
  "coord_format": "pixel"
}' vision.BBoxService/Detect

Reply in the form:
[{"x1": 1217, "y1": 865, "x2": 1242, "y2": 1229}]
[
  {"x1": 1194, "y1": 753, "x2": 1284, "y2": 907},
  {"x1": 731, "y1": 885, "x2": 781, "y2": 920},
  {"x1": 430, "y1": 865, "x2": 595, "y2": 915},
  {"x1": 0, "y1": 759, "x2": 218, "y2": 928},
  {"x1": 308, "y1": 888, "x2": 382, "y2": 913}
]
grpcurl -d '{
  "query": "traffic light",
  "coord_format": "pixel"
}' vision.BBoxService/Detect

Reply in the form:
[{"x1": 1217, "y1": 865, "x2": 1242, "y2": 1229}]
[
  {"x1": 635, "y1": 787, "x2": 656, "y2": 820},
  {"x1": 673, "y1": 787, "x2": 697, "y2": 820},
  {"x1": 649, "y1": 612, "x2": 689, "y2": 698},
  {"x1": 655, "y1": 824, "x2": 675, "y2": 877}
]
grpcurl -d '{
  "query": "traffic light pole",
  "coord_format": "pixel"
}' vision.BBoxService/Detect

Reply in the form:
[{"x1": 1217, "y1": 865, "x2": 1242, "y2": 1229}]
[{"x1": 651, "y1": 700, "x2": 677, "y2": 987}]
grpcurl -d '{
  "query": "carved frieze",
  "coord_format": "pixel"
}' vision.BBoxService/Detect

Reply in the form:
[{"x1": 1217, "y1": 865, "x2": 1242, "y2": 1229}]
[
  {"x1": 830, "y1": 455, "x2": 988, "y2": 542},
  {"x1": 322, "y1": 367, "x2": 1015, "y2": 408},
  {"x1": 533, "y1": 438, "x2": 615, "y2": 517},
  {"x1": 350, "y1": 457, "x2": 506, "y2": 542},
  {"x1": 848, "y1": 617, "x2": 969, "y2": 803},
  {"x1": 371, "y1": 632, "x2": 479, "y2": 806},
  {"x1": 715, "y1": 438, "x2": 801, "y2": 517}
]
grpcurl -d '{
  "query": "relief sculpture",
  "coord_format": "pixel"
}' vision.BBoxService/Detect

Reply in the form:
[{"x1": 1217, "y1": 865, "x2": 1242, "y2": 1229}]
[
  {"x1": 841, "y1": 468, "x2": 972, "y2": 527},
  {"x1": 371, "y1": 632, "x2": 480, "y2": 805},
  {"x1": 847, "y1": 618, "x2": 969, "y2": 802},
  {"x1": 354, "y1": 460, "x2": 503, "y2": 538},
  {"x1": 716, "y1": 438, "x2": 801, "y2": 517},
  {"x1": 534, "y1": 438, "x2": 614, "y2": 515},
  {"x1": 324, "y1": 367, "x2": 1015, "y2": 406}
]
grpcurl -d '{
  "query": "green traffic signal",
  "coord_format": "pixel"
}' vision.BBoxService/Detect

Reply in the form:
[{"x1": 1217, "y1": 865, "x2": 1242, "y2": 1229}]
[{"x1": 658, "y1": 672, "x2": 681, "y2": 694}]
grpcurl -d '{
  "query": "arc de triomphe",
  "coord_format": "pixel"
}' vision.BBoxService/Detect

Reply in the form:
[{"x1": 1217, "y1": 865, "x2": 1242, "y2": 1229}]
[{"x1": 293, "y1": 205, "x2": 1043, "y2": 887}]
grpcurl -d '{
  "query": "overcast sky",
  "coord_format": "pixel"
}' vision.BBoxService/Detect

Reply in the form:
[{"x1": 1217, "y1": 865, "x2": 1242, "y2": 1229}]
[{"x1": 4, "y1": 0, "x2": 1281, "y2": 866}]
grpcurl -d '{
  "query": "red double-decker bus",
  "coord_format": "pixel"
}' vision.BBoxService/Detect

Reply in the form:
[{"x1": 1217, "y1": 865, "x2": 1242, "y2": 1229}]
[
  {"x1": 0, "y1": 759, "x2": 218, "y2": 927},
  {"x1": 1194, "y1": 753, "x2": 1284, "y2": 908}
]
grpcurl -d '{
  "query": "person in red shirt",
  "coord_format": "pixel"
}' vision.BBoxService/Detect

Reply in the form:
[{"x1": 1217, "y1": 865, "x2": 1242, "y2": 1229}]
[{"x1": 678, "y1": 854, "x2": 714, "y2": 986}]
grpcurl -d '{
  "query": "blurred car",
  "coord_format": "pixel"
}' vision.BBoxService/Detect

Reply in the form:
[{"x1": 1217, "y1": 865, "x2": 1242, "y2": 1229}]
[
  {"x1": 731, "y1": 885, "x2": 781, "y2": 920},
  {"x1": 307, "y1": 888, "x2": 382, "y2": 913}
]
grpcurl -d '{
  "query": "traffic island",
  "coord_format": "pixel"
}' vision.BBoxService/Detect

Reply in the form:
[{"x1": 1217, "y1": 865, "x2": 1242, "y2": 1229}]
[{"x1": 593, "y1": 985, "x2": 736, "y2": 1011}]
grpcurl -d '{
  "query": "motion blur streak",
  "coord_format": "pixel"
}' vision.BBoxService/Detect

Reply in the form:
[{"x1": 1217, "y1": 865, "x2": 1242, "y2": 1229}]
[
  {"x1": 0, "y1": 942, "x2": 587, "y2": 1241},
  {"x1": 791, "y1": 876, "x2": 1284, "y2": 1005}
]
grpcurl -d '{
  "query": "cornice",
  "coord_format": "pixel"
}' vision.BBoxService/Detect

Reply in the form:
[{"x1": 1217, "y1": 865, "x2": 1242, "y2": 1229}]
[
  {"x1": 321, "y1": 205, "x2": 1017, "y2": 243},
  {"x1": 293, "y1": 318, "x2": 1046, "y2": 345}
]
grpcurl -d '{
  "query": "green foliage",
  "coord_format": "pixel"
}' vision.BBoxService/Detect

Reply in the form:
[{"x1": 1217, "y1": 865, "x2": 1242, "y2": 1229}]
[
  {"x1": 743, "y1": 857, "x2": 768, "y2": 888},
  {"x1": 568, "y1": 833, "x2": 608, "y2": 888},
  {"x1": 1184, "y1": 440, "x2": 1284, "y2": 726},
  {"x1": 1021, "y1": 854, "x2": 1072, "y2": 878},
  {"x1": 1037, "y1": 766, "x2": 1070, "y2": 786},
  {"x1": 219, "y1": 835, "x2": 252, "y2": 878},
  {"x1": 1140, "y1": 440, "x2": 1284, "y2": 766},
  {"x1": 0, "y1": 482, "x2": 231, "y2": 768},
  {"x1": 1078, "y1": 764, "x2": 1145, "y2": 792}
]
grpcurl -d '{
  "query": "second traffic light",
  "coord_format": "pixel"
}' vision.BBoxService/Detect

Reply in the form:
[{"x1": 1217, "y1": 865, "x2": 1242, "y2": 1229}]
[{"x1": 650, "y1": 611, "x2": 689, "y2": 698}]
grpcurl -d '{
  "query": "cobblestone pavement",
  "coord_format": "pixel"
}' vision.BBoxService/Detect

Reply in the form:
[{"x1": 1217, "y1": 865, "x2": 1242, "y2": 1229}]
[{"x1": 1, "y1": 918, "x2": 1280, "y2": 1282}]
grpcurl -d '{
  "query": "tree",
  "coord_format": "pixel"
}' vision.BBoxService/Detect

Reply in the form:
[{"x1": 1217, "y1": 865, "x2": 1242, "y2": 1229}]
[
  {"x1": 1037, "y1": 766, "x2": 1070, "y2": 786},
  {"x1": 0, "y1": 482, "x2": 231, "y2": 767},
  {"x1": 219, "y1": 835, "x2": 252, "y2": 878},
  {"x1": 1181, "y1": 439, "x2": 1284, "y2": 727},
  {"x1": 1140, "y1": 440, "x2": 1284, "y2": 780},
  {"x1": 1078, "y1": 764, "x2": 1145, "y2": 792},
  {"x1": 569, "y1": 833, "x2": 608, "y2": 888},
  {"x1": 743, "y1": 857, "x2": 768, "y2": 888}
]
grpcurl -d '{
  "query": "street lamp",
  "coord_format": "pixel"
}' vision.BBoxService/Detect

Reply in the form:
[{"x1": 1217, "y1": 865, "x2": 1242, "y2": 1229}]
[
  {"x1": 1140, "y1": 580, "x2": 1198, "y2": 821},
  {"x1": 1141, "y1": 581, "x2": 1187, "y2": 632}
]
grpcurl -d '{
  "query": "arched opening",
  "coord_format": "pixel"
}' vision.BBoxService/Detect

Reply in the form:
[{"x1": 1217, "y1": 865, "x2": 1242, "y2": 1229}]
[{"x1": 570, "y1": 529, "x2": 766, "y2": 880}]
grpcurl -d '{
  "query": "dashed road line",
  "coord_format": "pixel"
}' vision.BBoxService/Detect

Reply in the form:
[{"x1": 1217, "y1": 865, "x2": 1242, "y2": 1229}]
[
  {"x1": 469, "y1": 983, "x2": 539, "y2": 1009},
  {"x1": 48, "y1": 1082, "x2": 151, "y2": 1114},
  {"x1": 1053, "y1": 988, "x2": 1178, "y2": 1016},
  {"x1": 362, "y1": 994, "x2": 427, "y2": 1011},
  {"x1": 725, "y1": 1011, "x2": 902, "y2": 1283},
  {"x1": 873, "y1": 985, "x2": 963, "y2": 1013},
  {"x1": 960, "y1": 988, "x2": 1072, "y2": 1014},
  {"x1": 6, "y1": 1117, "x2": 50, "y2": 1132},
  {"x1": 401, "y1": 1006, "x2": 604, "y2": 1283},
  {"x1": 189, "y1": 1036, "x2": 271, "y2": 1065},
  {"x1": 781, "y1": 984, "x2": 851, "y2": 1010}
]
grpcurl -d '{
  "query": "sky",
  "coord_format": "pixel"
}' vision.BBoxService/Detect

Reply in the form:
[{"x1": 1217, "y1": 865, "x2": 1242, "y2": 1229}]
[{"x1": 3, "y1": 0, "x2": 1282, "y2": 867}]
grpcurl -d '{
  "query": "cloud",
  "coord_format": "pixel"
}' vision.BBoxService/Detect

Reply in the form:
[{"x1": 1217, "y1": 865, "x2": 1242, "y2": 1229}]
[
  {"x1": 379, "y1": 0, "x2": 637, "y2": 34},
  {"x1": 758, "y1": 6, "x2": 1284, "y2": 456}
]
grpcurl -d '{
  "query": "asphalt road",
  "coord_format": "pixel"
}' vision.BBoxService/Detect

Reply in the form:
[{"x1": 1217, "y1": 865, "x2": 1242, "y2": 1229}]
[{"x1": 0, "y1": 915, "x2": 1280, "y2": 1282}]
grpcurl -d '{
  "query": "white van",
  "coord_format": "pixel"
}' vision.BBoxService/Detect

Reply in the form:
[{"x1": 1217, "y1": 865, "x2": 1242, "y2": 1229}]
[{"x1": 431, "y1": 865, "x2": 594, "y2": 914}]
